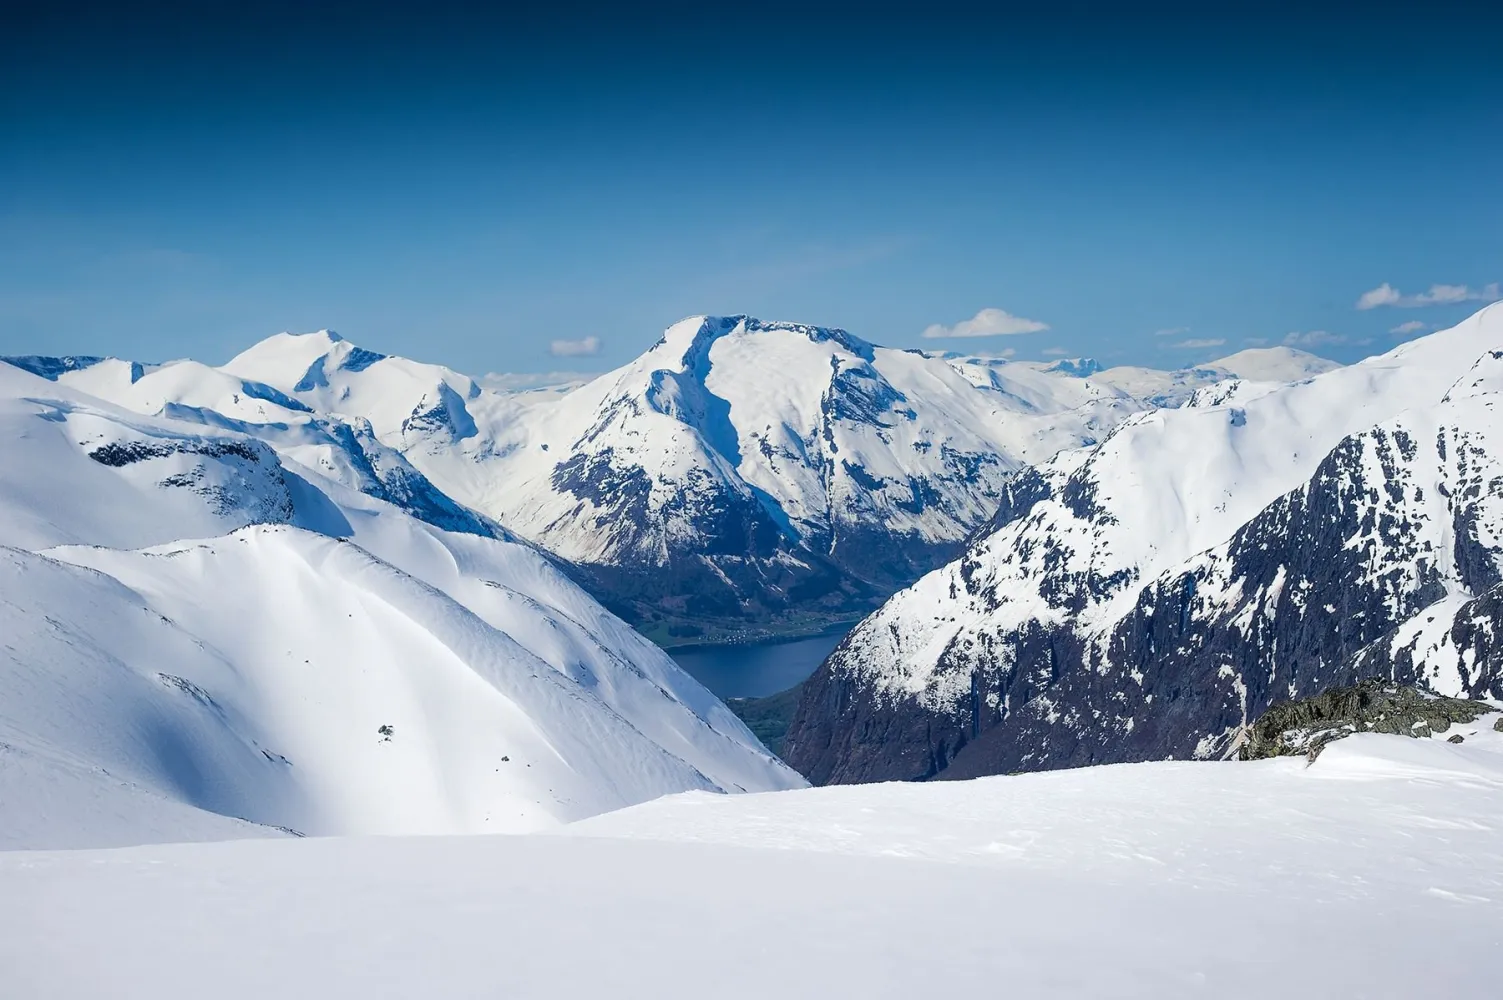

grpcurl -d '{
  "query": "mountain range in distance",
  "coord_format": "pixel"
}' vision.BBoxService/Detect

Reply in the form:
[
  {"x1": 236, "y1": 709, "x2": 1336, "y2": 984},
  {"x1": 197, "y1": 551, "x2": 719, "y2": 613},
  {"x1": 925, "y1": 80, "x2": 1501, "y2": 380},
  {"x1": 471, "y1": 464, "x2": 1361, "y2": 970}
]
[
  {"x1": 7, "y1": 316, "x2": 1339, "y2": 647},
  {"x1": 14, "y1": 307, "x2": 1499, "y2": 799}
]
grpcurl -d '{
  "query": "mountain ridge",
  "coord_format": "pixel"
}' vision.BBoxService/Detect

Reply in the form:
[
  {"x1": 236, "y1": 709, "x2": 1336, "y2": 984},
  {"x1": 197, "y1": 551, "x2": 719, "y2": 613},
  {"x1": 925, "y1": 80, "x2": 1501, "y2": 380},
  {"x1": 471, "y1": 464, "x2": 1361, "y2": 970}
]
[{"x1": 782, "y1": 304, "x2": 1502, "y2": 783}]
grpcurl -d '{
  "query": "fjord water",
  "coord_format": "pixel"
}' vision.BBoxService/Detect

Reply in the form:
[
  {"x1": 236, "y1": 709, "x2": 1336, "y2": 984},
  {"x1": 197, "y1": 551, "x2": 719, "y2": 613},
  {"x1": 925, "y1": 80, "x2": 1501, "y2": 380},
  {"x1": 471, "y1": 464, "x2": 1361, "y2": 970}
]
[{"x1": 667, "y1": 625, "x2": 854, "y2": 699}]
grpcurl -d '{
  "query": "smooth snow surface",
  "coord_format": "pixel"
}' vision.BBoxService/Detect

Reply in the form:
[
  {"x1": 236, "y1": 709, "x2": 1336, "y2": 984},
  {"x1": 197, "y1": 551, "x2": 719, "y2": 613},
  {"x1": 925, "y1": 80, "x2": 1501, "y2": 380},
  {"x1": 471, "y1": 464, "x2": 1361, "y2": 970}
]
[{"x1": 4, "y1": 727, "x2": 1501, "y2": 999}]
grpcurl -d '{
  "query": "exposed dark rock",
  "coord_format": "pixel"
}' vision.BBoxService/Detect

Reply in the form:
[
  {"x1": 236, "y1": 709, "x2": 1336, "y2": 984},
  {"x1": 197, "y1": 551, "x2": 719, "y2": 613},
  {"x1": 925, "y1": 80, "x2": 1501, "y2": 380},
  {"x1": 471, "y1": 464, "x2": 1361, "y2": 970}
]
[
  {"x1": 84, "y1": 435, "x2": 296, "y2": 525},
  {"x1": 960, "y1": 467, "x2": 1054, "y2": 547},
  {"x1": 89, "y1": 439, "x2": 263, "y2": 467},
  {"x1": 784, "y1": 408, "x2": 1503, "y2": 785},
  {"x1": 2, "y1": 354, "x2": 107, "y2": 380},
  {"x1": 1352, "y1": 580, "x2": 1503, "y2": 701},
  {"x1": 1237, "y1": 679, "x2": 1495, "y2": 761}
]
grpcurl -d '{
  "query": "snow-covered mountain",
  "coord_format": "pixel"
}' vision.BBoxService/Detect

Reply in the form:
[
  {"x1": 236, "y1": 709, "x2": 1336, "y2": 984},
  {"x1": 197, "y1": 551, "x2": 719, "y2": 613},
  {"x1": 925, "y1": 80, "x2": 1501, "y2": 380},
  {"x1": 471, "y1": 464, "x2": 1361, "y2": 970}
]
[
  {"x1": 783, "y1": 304, "x2": 1502, "y2": 783},
  {"x1": 0, "y1": 360, "x2": 800, "y2": 840},
  {"x1": 35, "y1": 317, "x2": 1338, "y2": 642}
]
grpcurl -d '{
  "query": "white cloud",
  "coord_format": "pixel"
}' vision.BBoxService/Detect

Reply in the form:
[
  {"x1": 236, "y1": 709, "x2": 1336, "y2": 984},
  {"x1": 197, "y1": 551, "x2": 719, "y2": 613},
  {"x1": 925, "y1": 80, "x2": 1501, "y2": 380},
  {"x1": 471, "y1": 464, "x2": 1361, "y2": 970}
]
[
  {"x1": 921, "y1": 307, "x2": 1049, "y2": 339},
  {"x1": 1153, "y1": 326, "x2": 1190, "y2": 337},
  {"x1": 1040, "y1": 347, "x2": 1071, "y2": 357},
  {"x1": 1356, "y1": 281, "x2": 1500, "y2": 310},
  {"x1": 1389, "y1": 320, "x2": 1430, "y2": 335},
  {"x1": 1356, "y1": 283, "x2": 1401, "y2": 309},
  {"x1": 1172, "y1": 338, "x2": 1226, "y2": 349},
  {"x1": 549, "y1": 336, "x2": 601, "y2": 357}
]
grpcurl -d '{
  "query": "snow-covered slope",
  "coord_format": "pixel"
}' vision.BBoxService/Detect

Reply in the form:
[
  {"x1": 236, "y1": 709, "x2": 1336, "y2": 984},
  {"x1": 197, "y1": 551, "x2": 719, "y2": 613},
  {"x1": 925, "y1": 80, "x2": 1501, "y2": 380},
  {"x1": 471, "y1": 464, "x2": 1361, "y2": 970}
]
[
  {"x1": 40, "y1": 317, "x2": 1331, "y2": 642},
  {"x1": 784, "y1": 304, "x2": 1502, "y2": 783},
  {"x1": 5, "y1": 725, "x2": 1501, "y2": 998},
  {"x1": 1202, "y1": 345, "x2": 1339, "y2": 382},
  {"x1": 0, "y1": 361, "x2": 800, "y2": 844}
]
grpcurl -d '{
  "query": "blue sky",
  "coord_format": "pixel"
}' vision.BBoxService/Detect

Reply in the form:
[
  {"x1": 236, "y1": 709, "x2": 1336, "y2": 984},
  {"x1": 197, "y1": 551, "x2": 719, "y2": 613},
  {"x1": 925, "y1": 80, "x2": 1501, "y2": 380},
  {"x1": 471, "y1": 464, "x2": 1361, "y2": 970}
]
[{"x1": 3, "y1": 2, "x2": 1501, "y2": 377}]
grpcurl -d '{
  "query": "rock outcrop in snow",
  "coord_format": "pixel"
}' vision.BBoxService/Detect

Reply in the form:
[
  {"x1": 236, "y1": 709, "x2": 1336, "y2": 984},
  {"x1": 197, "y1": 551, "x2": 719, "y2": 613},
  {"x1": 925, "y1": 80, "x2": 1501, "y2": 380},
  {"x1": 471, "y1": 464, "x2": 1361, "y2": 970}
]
[{"x1": 1237, "y1": 679, "x2": 1496, "y2": 761}]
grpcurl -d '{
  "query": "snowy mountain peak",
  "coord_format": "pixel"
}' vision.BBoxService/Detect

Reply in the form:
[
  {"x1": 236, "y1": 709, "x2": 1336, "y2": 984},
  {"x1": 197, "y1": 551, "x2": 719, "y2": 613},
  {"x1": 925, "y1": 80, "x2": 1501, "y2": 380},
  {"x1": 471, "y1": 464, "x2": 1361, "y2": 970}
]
[
  {"x1": 652, "y1": 314, "x2": 877, "y2": 367},
  {"x1": 225, "y1": 330, "x2": 377, "y2": 388}
]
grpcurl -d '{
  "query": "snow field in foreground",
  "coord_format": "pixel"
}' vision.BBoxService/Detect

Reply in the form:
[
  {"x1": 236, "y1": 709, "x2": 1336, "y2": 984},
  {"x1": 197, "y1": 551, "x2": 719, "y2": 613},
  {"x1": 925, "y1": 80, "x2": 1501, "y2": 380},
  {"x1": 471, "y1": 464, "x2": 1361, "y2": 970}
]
[{"x1": 4, "y1": 726, "x2": 1501, "y2": 999}]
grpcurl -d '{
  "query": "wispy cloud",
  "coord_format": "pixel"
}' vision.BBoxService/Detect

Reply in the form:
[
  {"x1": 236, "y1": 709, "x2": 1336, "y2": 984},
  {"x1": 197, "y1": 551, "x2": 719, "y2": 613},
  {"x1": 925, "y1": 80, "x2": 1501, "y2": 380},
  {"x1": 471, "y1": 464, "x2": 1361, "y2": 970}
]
[
  {"x1": 1356, "y1": 282, "x2": 1500, "y2": 310},
  {"x1": 549, "y1": 336, "x2": 601, "y2": 357},
  {"x1": 921, "y1": 307, "x2": 1049, "y2": 339},
  {"x1": 1173, "y1": 337, "x2": 1226, "y2": 349},
  {"x1": 481, "y1": 370, "x2": 599, "y2": 392},
  {"x1": 1283, "y1": 330, "x2": 1372, "y2": 348},
  {"x1": 1040, "y1": 346, "x2": 1071, "y2": 356},
  {"x1": 938, "y1": 347, "x2": 1017, "y2": 360},
  {"x1": 1389, "y1": 320, "x2": 1430, "y2": 335},
  {"x1": 1153, "y1": 326, "x2": 1190, "y2": 337}
]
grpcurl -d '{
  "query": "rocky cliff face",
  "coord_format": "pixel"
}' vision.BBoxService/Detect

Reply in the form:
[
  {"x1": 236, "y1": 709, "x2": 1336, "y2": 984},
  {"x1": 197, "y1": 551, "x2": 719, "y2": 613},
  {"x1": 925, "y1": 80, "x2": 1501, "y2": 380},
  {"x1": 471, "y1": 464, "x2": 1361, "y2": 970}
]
[{"x1": 783, "y1": 307, "x2": 1503, "y2": 784}]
